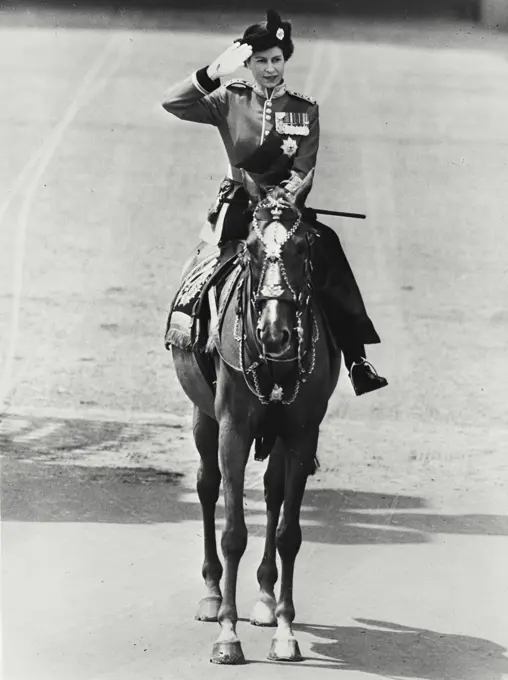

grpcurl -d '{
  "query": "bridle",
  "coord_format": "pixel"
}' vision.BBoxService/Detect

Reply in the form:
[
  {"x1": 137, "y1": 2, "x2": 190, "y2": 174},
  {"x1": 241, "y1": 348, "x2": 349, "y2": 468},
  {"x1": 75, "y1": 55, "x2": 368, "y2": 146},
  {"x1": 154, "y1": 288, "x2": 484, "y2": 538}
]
[{"x1": 233, "y1": 192, "x2": 319, "y2": 405}]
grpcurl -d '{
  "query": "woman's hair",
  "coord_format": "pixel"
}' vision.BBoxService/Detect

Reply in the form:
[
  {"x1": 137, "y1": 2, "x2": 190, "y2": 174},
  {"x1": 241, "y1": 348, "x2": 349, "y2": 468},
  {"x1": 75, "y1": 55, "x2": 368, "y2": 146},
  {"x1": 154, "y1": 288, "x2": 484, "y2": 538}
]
[{"x1": 239, "y1": 9, "x2": 294, "y2": 61}]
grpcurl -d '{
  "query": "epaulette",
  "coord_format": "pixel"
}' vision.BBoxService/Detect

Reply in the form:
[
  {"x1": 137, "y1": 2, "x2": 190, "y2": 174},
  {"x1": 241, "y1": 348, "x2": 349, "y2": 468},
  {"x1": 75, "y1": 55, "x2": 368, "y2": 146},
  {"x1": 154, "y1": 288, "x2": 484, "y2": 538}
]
[
  {"x1": 224, "y1": 78, "x2": 253, "y2": 90},
  {"x1": 287, "y1": 89, "x2": 317, "y2": 105}
]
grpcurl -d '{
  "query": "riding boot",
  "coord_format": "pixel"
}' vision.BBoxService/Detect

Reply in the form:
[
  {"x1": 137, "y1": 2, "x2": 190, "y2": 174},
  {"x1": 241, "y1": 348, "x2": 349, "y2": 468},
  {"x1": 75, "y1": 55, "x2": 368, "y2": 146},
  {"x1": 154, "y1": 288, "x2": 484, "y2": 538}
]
[
  {"x1": 342, "y1": 343, "x2": 388, "y2": 396},
  {"x1": 315, "y1": 293, "x2": 388, "y2": 396}
]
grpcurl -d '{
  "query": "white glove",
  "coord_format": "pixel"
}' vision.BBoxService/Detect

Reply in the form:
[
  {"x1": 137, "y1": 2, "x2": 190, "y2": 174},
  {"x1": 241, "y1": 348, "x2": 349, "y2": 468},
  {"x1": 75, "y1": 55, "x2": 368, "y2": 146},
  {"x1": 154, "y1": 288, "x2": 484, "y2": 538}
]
[{"x1": 207, "y1": 42, "x2": 253, "y2": 80}]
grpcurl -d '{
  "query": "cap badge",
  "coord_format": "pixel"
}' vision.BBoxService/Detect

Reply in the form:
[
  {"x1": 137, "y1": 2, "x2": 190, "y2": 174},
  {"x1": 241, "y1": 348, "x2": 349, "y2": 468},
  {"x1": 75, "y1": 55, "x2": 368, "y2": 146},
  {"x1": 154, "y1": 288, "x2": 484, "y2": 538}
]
[{"x1": 276, "y1": 28, "x2": 285, "y2": 40}]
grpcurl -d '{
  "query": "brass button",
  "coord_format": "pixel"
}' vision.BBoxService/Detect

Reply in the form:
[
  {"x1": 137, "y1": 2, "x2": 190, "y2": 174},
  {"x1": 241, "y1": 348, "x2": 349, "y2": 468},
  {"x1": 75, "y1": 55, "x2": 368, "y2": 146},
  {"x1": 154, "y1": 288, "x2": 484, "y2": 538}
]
[{"x1": 265, "y1": 114, "x2": 271, "y2": 120}]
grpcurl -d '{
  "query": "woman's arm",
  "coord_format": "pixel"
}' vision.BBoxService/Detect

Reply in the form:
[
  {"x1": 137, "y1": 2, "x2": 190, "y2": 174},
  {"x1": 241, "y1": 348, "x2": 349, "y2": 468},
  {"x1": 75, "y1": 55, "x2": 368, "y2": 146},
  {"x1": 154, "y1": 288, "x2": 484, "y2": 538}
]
[
  {"x1": 162, "y1": 42, "x2": 252, "y2": 126},
  {"x1": 162, "y1": 67, "x2": 227, "y2": 126}
]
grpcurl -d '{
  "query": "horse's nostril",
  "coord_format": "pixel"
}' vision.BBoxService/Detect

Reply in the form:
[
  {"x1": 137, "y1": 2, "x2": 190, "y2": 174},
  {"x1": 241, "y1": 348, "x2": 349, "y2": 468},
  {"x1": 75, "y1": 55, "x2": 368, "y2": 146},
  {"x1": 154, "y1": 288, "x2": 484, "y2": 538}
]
[
  {"x1": 257, "y1": 322, "x2": 292, "y2": 356},
  {"x1": 281, "y1": 330, "x2": 291, "y2": 347}
]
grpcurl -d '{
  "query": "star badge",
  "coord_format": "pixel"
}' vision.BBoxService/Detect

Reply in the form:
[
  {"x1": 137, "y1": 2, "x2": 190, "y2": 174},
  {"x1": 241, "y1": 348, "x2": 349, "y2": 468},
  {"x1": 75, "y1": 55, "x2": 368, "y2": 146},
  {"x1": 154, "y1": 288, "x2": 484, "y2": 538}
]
[
  {"x1": 281, "y1": 136, "x2": 298, "y2": 158},
  {"x1": 270, "y1": 384, "x2": 284, "y2": 402}
]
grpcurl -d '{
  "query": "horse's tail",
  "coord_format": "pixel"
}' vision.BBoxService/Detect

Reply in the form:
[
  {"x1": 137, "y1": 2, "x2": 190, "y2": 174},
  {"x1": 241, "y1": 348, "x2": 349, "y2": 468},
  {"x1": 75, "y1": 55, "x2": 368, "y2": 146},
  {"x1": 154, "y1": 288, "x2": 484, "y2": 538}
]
[
  {"x1": 254, "y1": 435, "x2": 320, "y2": 475},
  {"x1": 254, "y1": 435, "x2": 277, "y2": 462}
]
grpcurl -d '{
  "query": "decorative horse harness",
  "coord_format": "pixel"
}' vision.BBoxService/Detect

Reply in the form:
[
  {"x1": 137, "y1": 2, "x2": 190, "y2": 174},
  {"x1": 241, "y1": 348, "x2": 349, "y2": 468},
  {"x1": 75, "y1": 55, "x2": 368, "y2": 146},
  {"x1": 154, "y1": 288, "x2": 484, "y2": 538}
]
[{"x1": 229, "y1": 193, "x2": 319, "y2": 405}]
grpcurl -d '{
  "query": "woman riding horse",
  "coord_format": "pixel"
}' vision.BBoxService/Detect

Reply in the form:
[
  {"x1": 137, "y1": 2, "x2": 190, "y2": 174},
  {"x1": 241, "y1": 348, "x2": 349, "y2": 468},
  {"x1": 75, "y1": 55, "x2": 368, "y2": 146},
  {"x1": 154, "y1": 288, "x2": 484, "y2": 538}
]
[{"x1": 162, "y1": 9, "x2": 387, "y2": 396}]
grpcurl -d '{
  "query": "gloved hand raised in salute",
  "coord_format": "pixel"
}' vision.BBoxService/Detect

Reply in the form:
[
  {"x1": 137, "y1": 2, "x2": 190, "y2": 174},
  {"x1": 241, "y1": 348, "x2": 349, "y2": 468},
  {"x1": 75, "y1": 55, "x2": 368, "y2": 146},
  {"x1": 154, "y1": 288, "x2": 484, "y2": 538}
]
[{"x1": 206, "y1": 42, "x2": 253, "y2": 80}]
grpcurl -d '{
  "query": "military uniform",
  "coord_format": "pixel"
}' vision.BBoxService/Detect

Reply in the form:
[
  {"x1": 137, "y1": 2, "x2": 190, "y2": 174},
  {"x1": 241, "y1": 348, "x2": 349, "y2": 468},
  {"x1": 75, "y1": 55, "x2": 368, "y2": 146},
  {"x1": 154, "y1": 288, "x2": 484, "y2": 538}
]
[
  {"x1": 162, "y1": 67, "x2": 318, "y2": 244},
  {"x1": 162, "y1": 63, "x2": 387, "y2": 393}
]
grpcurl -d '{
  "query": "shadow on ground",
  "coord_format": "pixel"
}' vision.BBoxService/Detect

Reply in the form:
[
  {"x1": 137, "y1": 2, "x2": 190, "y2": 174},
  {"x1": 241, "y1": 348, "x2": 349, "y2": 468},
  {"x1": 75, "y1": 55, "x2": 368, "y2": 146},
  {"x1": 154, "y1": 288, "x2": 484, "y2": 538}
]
[
  {"x1": 284, "y1": 619, "x2": 508, "y2": 679},
  {"x1": 2, "y1": 459, "x2": 507, "y2": 545}
]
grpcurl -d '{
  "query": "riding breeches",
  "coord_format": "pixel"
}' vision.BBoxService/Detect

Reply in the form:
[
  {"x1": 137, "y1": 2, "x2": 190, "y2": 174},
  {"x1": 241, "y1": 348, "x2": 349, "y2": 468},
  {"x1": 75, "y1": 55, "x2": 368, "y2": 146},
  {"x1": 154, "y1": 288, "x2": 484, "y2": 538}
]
[{"x1": 309, "y1": 220, "x2": 381, "y2": 346}]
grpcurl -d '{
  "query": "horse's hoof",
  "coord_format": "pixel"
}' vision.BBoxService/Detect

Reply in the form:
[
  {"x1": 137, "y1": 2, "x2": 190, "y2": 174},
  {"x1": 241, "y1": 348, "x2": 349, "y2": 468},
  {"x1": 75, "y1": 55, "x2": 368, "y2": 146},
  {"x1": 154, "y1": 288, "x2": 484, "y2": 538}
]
[
  {"x1": 250, "y1": 600, "x2": 277, "y2": 627},
  {"x1": 268, "y1": 637, "x2": 303, "y2": 662},
  {"x1": 195, "y1": 596, "x2": 222, "y2": 622},
  {"x1": 211, "y1": 641, "x2": 246, "y2": 665}
]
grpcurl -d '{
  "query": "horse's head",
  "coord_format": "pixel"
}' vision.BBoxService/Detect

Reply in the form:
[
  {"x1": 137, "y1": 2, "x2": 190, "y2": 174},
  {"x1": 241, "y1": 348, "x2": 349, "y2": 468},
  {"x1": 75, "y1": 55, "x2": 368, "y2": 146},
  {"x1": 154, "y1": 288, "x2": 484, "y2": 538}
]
[{"x1": 242, "y1": 170, "x2": 315, "y2": 359}]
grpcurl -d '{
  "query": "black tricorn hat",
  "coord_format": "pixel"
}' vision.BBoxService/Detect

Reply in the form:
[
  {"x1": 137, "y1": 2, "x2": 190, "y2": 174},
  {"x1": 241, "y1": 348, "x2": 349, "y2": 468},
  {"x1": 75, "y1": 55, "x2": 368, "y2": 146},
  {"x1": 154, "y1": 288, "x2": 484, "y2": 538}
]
[{"x1": 237, "y1": 9, "x2": 294, "y2": 60}]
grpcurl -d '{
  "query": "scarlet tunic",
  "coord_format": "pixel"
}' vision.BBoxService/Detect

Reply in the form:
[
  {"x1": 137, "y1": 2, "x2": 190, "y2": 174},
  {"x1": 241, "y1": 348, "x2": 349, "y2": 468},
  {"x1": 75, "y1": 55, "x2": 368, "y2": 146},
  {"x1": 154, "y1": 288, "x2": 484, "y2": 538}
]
[{"x1": 162, "y1": 67, "x2": 319, "y2": 242}]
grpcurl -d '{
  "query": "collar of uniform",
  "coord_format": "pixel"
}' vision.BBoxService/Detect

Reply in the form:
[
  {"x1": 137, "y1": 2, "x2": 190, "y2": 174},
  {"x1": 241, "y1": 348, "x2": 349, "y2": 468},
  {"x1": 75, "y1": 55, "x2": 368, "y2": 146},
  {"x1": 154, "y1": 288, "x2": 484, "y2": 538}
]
[{"x1": 252, "y1": 80, "x2": 287, "y2": 100}]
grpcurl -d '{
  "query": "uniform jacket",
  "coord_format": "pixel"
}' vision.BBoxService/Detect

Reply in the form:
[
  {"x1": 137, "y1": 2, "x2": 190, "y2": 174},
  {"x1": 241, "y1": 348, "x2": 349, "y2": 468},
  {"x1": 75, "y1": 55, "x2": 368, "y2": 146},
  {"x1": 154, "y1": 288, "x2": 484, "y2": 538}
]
[
  {"x1": 162, "y1": 68, "x2": 380, "y2": 345},
  {"x1": 162, "y1": 67, "x2": 319, "y2": 193}
]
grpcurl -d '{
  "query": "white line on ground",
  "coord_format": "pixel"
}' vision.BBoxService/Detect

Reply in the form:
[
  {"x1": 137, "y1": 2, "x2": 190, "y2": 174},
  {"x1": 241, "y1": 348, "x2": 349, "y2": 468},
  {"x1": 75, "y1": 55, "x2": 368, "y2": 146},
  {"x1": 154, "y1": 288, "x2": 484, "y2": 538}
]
[
  {"x1": 0, "y1": 418, "x2": 31, "y2": 436},
  {"x1": 13, "y1": 422, "x2": 64, "y2": 444},
  {"x1": 303, "y1": 41, "x2": 325, "y2": 98},
  {"x1": 315, "y1": 43, "x2": 340, "y2": 106},
  {"x1": 0, "y1": 34, "x2": 127, "y2": 413}
]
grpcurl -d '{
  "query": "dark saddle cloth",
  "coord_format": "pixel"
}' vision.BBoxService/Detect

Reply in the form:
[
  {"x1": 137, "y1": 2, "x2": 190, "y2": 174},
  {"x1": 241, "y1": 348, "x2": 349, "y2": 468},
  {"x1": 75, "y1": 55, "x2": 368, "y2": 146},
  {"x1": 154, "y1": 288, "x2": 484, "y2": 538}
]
[{"x1": 165, "y1": 240, "x2": 244, "y2": 352}]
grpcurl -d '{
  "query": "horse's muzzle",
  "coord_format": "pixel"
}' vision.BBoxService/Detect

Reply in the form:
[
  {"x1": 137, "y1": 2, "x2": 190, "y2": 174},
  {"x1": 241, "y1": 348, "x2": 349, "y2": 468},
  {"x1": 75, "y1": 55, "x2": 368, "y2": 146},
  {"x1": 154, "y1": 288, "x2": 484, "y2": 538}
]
[
  {"x1": 257, "y1": 326, "x2": 292, "y2": 358},
  {"x1": 256, "y1": 299, "x2": 295, "y2": 358}
]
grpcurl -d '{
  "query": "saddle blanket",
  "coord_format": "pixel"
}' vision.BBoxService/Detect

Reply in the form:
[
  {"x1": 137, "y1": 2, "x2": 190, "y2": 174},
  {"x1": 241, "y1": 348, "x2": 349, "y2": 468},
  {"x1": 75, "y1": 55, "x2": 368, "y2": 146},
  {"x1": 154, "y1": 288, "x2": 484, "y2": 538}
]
[{"x1": 165, "y1": 250, "x2": 219, "y2": 350}]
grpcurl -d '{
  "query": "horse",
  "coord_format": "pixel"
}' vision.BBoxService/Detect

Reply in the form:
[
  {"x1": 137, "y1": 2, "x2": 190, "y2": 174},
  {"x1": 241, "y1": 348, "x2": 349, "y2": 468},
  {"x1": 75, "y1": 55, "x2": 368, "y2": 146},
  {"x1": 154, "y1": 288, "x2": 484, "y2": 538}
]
[{"x1": 170, "y1": 170, "x2": 341, "y2": 664}]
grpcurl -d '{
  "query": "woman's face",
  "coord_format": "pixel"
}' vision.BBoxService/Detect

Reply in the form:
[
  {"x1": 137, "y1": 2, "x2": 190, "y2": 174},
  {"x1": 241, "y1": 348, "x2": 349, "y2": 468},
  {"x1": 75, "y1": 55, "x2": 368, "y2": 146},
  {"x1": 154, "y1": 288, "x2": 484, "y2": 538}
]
[{"x1": 246, "y1": 47, "x2": 286, "y2": 89}]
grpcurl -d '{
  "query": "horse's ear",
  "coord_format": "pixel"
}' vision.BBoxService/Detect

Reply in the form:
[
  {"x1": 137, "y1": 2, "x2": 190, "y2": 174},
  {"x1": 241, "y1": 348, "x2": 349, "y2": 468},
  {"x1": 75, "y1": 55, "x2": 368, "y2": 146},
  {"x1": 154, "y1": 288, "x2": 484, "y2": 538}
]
[
  {"x1": 293, "y1": 169, "x2": 315, "y2": 208},
  {"x1": 241, "y1": 171, "x2": 263, "y2": 204}
]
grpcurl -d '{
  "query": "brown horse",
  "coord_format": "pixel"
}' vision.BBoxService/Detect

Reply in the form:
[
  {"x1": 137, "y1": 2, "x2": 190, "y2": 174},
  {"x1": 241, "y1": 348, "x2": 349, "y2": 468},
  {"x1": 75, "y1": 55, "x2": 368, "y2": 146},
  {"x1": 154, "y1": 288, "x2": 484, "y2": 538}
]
[{"x1": 171, "y1": 171, "x2": 341, "y2": 664}]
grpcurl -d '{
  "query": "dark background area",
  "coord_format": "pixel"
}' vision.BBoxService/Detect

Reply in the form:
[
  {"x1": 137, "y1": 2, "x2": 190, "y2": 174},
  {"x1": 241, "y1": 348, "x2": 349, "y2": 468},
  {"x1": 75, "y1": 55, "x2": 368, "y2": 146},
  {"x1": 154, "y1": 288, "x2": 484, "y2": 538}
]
[{"x1": 1, "y1": 0, "x2": 480, "y2": 19}]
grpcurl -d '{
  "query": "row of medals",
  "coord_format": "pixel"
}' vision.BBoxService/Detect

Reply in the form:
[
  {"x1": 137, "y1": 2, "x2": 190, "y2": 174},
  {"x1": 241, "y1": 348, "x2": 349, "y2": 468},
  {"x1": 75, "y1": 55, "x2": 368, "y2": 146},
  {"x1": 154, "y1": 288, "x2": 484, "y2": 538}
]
[{"x1": 275, "y1": 112, "x2": 310, "y2": 137}]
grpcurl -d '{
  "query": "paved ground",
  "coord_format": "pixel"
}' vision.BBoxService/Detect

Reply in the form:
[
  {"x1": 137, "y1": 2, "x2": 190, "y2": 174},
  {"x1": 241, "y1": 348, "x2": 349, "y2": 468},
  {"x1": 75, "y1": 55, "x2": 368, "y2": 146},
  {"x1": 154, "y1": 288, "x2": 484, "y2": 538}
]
[{"x1": 1, "y1": 8, "x2": 507, "y2": 680}]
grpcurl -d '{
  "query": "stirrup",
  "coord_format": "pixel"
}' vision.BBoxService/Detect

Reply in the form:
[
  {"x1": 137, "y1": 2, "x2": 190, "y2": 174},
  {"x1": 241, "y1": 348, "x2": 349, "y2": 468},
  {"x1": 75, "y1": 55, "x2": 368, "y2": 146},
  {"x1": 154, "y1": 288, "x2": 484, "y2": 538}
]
[
  {"x1": 348, "y1": 358, "x2": 375, "y2": 378},
  {"x1": 348, "y1": 358, "x2": 388, "y2": 396}
]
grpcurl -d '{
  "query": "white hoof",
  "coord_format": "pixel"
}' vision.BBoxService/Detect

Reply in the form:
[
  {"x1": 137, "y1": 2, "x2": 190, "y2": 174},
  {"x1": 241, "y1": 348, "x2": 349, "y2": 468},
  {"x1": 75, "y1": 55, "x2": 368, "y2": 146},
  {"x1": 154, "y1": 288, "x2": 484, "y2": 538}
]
[
  {"x1": 250, "y1": 600, "x2": 277, "y2": 627},
  {"x1": 195, "y1": 595, "x2": 222, "y2": 622},
  {"x1": 268, "y1": 636, "x2": 303, "y2": 662}
]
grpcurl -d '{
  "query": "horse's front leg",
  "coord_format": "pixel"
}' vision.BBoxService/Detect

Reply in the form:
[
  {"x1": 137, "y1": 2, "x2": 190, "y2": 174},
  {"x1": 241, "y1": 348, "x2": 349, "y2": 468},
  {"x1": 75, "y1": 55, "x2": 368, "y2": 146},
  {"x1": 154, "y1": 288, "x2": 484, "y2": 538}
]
[
  {"x1": 250, "y1": 441, "x2": 285, "y2": 627},
  {"x1": 211, "y1": 416, "x2": 252, "y2": 665},
  {"x1": 193, "y1": 407, "x2": 223, "y2": 622},
  {"x1": 268, "y1": 428, "x2": 318, "y2": 662}
]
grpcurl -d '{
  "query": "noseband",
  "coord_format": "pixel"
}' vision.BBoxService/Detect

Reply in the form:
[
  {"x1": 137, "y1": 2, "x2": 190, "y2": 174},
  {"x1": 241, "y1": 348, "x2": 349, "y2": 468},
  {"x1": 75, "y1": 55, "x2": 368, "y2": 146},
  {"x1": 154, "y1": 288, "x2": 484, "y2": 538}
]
[{"x1": 233, "y1": 193, "x2": 319, "y2": 405}]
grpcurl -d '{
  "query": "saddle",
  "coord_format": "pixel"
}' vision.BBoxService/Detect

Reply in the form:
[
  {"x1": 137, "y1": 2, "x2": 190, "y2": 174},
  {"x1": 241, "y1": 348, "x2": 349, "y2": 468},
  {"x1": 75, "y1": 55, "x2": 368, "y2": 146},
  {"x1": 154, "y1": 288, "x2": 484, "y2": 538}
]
[{"x1": 164, "y1": 240, "x2": 245, "y2": 356}]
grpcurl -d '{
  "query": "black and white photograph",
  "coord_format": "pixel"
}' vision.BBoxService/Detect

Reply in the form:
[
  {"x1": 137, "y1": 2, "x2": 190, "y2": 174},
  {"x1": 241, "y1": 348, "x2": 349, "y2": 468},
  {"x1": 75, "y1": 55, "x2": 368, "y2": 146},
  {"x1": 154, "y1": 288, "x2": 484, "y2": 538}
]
[{"x1": 1, "y1": 0, "x2": 507, "y2": 677}]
